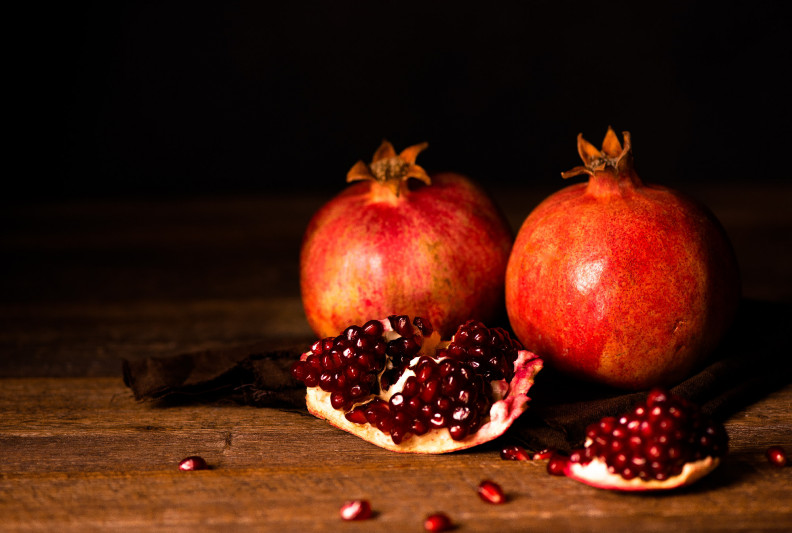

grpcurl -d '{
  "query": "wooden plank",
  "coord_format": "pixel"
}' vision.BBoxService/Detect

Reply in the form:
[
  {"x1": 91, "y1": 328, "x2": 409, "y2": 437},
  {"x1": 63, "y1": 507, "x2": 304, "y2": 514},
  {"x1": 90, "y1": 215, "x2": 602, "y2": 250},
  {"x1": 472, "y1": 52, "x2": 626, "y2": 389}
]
[{"x1": 1, "y1": 378, "x2": 790, "y2": 532}]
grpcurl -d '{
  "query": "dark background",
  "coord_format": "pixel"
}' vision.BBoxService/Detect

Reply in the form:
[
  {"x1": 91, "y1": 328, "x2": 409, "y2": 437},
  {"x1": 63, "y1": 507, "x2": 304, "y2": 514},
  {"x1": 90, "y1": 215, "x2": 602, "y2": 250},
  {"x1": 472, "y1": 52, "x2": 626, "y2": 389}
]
[{"x1": 16, "y1": 1, "x2": 792, "y2": 201}]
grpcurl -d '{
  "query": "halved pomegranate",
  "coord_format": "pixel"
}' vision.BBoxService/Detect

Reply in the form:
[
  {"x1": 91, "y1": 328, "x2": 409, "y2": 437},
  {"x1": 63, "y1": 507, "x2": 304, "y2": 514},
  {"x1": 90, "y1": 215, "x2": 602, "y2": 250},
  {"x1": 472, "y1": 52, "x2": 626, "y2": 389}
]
[
  {"x1": 291, "y1": 315, "x2": 543, "y2": 453},
  {"x1": 561, "y1": 389, "x2": 728, "y2": 491}
]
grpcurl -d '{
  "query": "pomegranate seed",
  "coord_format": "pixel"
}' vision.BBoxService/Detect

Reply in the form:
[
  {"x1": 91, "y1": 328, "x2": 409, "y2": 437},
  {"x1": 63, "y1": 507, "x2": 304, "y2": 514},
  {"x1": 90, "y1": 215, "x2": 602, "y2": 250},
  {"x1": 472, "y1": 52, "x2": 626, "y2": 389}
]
[
  {"x1": 500, "y1": 445, "x2": 531, "y2": 461},
  {"x1": 423, "y1": 512, "x2": 452, "y2": 532},
  {"x1": 339, "y1": 499, "x2": 373, "y2": 521},
  {"x1": 766, "y1": 446, "x2": 788, "y2": 467},
  {"x1": 477, "y1": 480, "x2": 506, "y2": 504},
  {"x1": 532, "y1": 448, "x2": 553, "y2": 460},
  {"x1": 178, "y1": 456, "x2": 208, "y2": 471},
  {"x1": 547, "y1": 454, "x2": 568, "y2": 476}
]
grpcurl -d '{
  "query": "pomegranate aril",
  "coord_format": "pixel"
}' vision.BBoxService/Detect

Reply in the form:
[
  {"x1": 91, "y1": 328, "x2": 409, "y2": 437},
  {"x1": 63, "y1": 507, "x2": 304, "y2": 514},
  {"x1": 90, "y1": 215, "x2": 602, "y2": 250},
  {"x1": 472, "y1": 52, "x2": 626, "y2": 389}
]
[
  {"x1": 413, "y1": 316, "x2": 433, "y2": 336},
  {"x1": 339, "y1": 499, "x2": 372, "y2": 521},
  {"x1": 477, "y1": 479, "x2": 506, "y2": 504},
  {"x1": 402, "y1": 376, "x2": 420, "y2": 398},
  {"x1": 411, "y1": 419, "x2": 429, "y2": 435},
  {"x1": 532, "y1": 449, "x2": 553, "y2": 460},
  {"x1": 330, "y1": 392, "x2": 347, "y2": 410},
  {"x1": 345, "y1": 407, "x2": 368, "y2": 424},
  {"x1": 547, "y1": 454, "x2": 568, "y2": 476},
  {"x1": 766, "y1": 446, "x2": 787, "y2": 467},
  {"x1": 389, "y1": 314, "x2": 413, "y2": 337},
  {"x1": 448, "y1": 424, "x2": 468, "y2": 441},
  {"x1": 362, "y1": 319, "x2": 384, "y2": 338},
  {"x1": 178, "y1": 456, "x2": 208, "y2": 471},
  {"x1": 420, "y1": 379, "x2": 440, "y2": 403},
  {"x1": 429, "y1": 412, "x2": 447, "y2": 429},
  {"x1": 501, "y1": 445, "x2": 531, "y2": 461},
  {"x1": 423, "y1": 512, "x2": 452, "y2": 532}
]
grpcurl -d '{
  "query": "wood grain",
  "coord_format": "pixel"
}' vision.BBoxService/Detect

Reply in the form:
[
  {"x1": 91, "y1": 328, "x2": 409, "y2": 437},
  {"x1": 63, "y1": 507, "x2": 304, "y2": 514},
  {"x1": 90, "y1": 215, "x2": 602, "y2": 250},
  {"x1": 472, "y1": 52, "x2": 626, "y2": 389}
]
[{"x1": 1, "y1": 378, "x2": 790, "y2": 532}]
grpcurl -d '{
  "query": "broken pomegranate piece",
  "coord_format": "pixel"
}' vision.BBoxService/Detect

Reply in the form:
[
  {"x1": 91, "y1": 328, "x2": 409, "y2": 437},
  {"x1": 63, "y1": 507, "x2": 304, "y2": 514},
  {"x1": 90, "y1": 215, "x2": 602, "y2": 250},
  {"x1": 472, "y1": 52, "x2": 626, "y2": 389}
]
[
  {"x1": 291, "y1": 315, "x2": 543, "y2": 453},
  {"x1": 562, "y1": 388, "x2": 728, "y2": 491}
]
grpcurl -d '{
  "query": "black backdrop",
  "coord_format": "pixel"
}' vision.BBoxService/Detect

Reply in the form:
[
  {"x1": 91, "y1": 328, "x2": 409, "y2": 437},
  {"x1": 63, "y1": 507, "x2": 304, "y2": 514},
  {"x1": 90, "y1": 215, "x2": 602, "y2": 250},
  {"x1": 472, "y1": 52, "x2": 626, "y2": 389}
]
[{"x1": 19, "y1": 1, "x2": 791, "y2": 201}]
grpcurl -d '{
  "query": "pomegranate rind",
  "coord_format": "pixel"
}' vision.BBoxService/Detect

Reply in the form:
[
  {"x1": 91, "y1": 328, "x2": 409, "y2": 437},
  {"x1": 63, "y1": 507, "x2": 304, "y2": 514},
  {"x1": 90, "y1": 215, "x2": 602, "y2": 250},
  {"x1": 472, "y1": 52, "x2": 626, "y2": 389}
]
[
  {"x1": 563, "y1": 455, "x2": 720, "y2": 491},
  {"x1": 303, "y1": 349, "x2": 543, "y2": 454}
]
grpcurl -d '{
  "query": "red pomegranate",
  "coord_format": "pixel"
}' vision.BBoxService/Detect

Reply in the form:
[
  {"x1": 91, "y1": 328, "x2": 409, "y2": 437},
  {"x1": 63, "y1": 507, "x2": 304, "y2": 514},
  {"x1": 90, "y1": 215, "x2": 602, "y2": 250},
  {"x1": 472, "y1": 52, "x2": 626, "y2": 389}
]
[
  {"x1": 300, "y1": 141, "x2": 513, "y2": 339},
  {"x1": 505, "y1": 129, "x2": 740, "y2": 389}
]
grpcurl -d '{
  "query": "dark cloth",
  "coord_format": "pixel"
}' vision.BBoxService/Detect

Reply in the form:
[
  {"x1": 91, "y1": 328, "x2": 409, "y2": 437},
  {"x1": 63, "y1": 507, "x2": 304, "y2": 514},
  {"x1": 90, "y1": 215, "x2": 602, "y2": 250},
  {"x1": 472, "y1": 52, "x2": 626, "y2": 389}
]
[{"x1": 122, "y1": 299, "x2": 790, "y2": 452}]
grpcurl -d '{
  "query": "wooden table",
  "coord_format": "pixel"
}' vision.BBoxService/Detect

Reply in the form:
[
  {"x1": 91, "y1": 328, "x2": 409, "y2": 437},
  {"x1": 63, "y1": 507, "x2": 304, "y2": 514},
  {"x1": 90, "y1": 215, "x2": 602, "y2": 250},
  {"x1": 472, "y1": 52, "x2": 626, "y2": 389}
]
[{"x1": 2, "y1": 182, "x2": 791, "y2": 532}]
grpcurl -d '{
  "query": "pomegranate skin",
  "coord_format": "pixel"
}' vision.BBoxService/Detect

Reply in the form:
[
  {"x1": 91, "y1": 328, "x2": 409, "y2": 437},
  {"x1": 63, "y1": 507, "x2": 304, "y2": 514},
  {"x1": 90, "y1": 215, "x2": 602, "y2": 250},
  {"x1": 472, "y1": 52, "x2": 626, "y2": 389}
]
[
  {"x1": 505, "y1": 130, "x2": 740, "y2": 390},
  {"x1": 301, "y1": 143, "x2": 513, "y2": 339}
]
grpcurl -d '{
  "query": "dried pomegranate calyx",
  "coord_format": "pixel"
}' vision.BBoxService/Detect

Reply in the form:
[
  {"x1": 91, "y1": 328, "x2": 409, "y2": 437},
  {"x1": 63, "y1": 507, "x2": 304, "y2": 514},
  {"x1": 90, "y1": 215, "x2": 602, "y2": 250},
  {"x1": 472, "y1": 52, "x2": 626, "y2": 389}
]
[
  {"x1": 560, "y1": 127, "x2": 638, "y2": 186},
  {"x1": 346, "y1": 140, "x2": 431, "y2": 197}
]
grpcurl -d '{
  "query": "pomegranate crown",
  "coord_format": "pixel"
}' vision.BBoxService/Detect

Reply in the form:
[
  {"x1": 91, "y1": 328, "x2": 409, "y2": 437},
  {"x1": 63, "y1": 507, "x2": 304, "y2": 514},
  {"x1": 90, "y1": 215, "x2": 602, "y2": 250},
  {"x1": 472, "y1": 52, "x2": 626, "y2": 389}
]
[
  {"x1": 347, "y1": 140, "x2": 431, "y2": 197},
  {"x1": 561, "y1": 127, "x2": 635, "y2": 180}
]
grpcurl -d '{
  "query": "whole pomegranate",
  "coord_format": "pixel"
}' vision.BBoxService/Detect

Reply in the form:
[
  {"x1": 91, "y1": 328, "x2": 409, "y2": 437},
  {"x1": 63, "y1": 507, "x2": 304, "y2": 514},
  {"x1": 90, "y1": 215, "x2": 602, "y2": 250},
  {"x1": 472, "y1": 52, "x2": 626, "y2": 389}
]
[
  {"x1": 300, "y1": 141, "x2": 513, "y2": 339},
  {"x1": 505, "y1": 129, "x2": 740, "y2": 389}
]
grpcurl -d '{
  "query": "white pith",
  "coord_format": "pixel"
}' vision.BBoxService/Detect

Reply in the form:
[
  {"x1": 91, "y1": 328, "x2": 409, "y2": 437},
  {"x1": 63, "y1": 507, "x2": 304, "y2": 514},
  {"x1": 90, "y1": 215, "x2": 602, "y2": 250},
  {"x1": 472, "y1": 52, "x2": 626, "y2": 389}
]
[
  {"x1": 301, "y1": 318, "x2": 543, "y2": 454},
  {"x1": 564, "y1": 442, "x2": 721, "y2": 491}
]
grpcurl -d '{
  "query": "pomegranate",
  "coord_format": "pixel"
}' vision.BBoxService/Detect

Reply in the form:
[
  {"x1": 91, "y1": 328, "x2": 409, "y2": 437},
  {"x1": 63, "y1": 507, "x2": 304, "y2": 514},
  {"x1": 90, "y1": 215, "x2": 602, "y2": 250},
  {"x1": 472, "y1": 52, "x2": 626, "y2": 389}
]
[
  {"x1": 290, "y1": 314, "x2": 543, "y2": 453},
  {"x1": 560, "y1": 388, "x2": 728, "y2": 491},
  {"x1": 505, "y1": 128, "x2": 740, "y2": 389},
  {"x1": 300, "y1": 141, "x2": 513, "y2": 339}
]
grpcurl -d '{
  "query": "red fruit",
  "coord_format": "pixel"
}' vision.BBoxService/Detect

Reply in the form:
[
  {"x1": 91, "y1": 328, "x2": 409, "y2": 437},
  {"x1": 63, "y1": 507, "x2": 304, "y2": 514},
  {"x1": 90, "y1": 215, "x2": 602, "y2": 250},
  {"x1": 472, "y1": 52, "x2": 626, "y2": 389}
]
[
  {"x1": 291, "y1": 315, "x2": 543, "y2": 453},
  {"x1": 766, "y1": 446, "x2": 787, "y2": 467},
  {"x1": 339, "y1": 499, "x2": 373, "y2": 521},
  {"x1": 506, "y1": 128, "x2": 740, "y2": 389},
  {"x1": 561, "y1": 388, "x2": 728, "y2": 491},
  {"x1": 300, "y1": 141, "x2": 513, "y2": 339},
  {"x1": 477, "y1": 480, "x2": 506, "y2": 504},
  {"x1": 423, "y1": 512, "x2": 453, "y2": 532}
]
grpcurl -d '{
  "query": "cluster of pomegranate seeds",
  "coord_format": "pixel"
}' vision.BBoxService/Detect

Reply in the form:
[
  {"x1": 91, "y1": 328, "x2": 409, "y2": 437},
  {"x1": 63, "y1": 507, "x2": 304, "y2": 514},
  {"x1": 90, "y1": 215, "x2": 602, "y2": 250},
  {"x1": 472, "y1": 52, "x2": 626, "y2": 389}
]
[
  {"x1": 339, "y1": 499, "x2": 373, "y2": 521},
  {"x1": 766, "y1": 446, "x2": 788, "y2": 467},
  {"x1": 178, "y1": 456, "x2": 208, "y2": 471},
  {"x1": 568, "y1": 388, "x2": 728, "y2": 482},
  {"x1": 423, "y1": 512, "x2": 453, "y2": 532},
  {"x1": 441, "y1": 319, "x2": 522, "y2": 382},
  {"x1": 291, "y1": 318, "x2": 390, "y2": 411},
  {"x1": 293, "y1": 315, "x2": 526, "y2": 445},
  {"x1": 477, "y1": 480, "x2": 506, "y2": 504}
]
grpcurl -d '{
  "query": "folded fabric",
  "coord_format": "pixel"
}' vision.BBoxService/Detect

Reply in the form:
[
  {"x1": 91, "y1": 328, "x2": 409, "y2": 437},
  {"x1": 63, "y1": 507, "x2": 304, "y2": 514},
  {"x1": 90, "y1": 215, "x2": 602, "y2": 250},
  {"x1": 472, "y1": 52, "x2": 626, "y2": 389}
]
[{"x1": 122, "y1": 299, "x2": 790, "y2": 452}]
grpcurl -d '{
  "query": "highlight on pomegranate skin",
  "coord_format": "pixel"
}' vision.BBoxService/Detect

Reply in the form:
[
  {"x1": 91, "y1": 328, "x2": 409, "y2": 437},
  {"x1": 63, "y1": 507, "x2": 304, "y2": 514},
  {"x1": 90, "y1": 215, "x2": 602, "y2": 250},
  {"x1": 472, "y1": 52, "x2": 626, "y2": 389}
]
[
  {"x1": 291, "y1": 315, "x2": 543, "y2": 453},
  {"x1": 561, "y1": 388, "x2": 728, "y2": 491}
]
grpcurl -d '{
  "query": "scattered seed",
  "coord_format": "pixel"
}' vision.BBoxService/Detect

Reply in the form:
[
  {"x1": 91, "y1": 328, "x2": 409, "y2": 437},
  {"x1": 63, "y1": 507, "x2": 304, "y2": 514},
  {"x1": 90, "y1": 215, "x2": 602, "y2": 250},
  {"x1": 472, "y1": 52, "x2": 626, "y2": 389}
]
[
  {"x1": 423, "y1": 512, "x2": 453, "y2": 532},
  {"x1": 178, "y1": 456, "x2": 208, "y2": 471},
  {"x1": 339, "y1": 499, "x2": 373, "y2": 520},
  {"x1": 766, "y1": 446, "x2": 788, "y2": 467},
  {"x1": 477, "y1": 479, "x2": 506, "y2": 504},
  {"x1": 500, "y1": 445, "x2": 531, "y2": 461}
]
